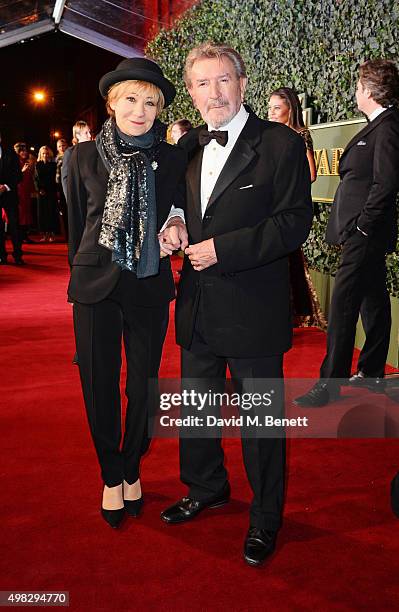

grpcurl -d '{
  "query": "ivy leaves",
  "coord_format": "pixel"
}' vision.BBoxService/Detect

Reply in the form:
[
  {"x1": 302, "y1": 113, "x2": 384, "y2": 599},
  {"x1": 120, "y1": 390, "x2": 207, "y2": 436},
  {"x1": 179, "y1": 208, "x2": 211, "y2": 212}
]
[{"x1": 146, "y1": 0, "x2": 399, "y2": 295}]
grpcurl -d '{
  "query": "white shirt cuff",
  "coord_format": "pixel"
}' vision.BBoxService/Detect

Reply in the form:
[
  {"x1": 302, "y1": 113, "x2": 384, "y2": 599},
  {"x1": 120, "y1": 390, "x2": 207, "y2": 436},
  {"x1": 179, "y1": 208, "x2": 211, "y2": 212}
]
[{"x1": 160, "y1": 206, "x2": 185, "y2": 232}]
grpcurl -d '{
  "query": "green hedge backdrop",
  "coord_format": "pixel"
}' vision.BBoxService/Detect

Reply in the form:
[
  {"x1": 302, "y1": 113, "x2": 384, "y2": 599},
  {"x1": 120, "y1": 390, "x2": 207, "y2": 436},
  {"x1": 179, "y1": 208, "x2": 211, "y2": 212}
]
[{"x1": 146, "y1": 0, "x2": 399, "y2": 296}]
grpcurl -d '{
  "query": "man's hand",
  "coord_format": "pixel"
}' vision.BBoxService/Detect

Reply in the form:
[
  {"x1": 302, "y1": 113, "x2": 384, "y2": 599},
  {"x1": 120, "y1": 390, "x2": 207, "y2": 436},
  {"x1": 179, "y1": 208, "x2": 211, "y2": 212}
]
[
  {"x1": 185, "y1": 239, "x2": 217, "y2": 271},
  {"x1": 158, "y1": 217, "x2": 188, "y2": 257},
  {"x1": 0, "y1": 184, "x2": 7, "y2": 194}
]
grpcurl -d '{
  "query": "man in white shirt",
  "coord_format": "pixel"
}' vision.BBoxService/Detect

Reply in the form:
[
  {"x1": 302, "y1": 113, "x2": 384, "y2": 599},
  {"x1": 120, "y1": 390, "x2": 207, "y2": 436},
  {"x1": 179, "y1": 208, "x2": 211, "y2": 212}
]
[
  {"x1": 160, "y1": 42, "x2": 313, "y2": 566},
  {"x1": 295, "y1": 59, "x2": 399, "y2": 408}
]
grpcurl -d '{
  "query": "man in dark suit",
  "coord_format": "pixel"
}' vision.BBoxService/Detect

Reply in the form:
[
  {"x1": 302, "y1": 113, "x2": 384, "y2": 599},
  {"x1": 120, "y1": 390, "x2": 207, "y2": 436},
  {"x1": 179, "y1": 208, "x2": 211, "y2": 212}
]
[
  {"x1": 0, "y1": 131, "x2": 23, "y2": 264},
  {"x1": 61, "y1": 120, "x2": 92, "y2": 199},
  {"x1": 159, "y1": 43, "x2": 313, "y2": 566},
  {"x1": 295, "y1": 59, "x2": 399, "y2": 408}
]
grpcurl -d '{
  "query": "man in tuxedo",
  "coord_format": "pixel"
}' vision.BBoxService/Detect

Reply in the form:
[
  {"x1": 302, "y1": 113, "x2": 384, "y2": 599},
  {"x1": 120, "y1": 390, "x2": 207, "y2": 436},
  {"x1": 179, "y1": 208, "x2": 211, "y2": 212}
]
[
  {"x1": 295, "y1": 59, "x2": 399, "y2": 408},
  {"x1": 0, "y1": 131, "x2": 23, "y2": 264},
  {"x1": 159, "y1": 42, "x2": 313, "y2": 566}
]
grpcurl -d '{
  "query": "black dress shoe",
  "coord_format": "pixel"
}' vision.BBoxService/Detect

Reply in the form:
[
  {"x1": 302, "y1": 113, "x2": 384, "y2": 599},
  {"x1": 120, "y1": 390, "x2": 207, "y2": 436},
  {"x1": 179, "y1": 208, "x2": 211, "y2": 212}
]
[
  {"x1": 161, "y1": 483, "x2": 230, "y2": 524},
  {"x1": 13, "y1": 257, "x2": 25, "y2": 265},
  {"x1": 294, "y1": 381, "x2": 340, "y2": 407},
  {"x1": 244, "y1": 527, "x2": 277, "y2": 566},
  {"x1": 391, "y1": 472, "x2": 399, "y2": 518},
  {"x1": 0, "y1": 256, "x2": 8, "y2": 265},
  {"x1": 124, "y1": 495, "x2": 143, "y2": 517},
  {"x1": 348, "y1": 371, "x2": 386, "y2": 393},
  {"x1": 101, "y1": 507, "x2": 125, "y2": 529}
]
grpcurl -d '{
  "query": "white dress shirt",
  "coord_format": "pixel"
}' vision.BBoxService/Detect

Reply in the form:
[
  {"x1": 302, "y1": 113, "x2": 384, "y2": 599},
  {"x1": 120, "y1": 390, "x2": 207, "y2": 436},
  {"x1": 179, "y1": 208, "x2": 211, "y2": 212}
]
[
  {"x1": 200, "y1": 104, "x2": 249, "y2": 217},
  {"x1": 162, "y1": 105, "x2": 249, "y2": 231}
]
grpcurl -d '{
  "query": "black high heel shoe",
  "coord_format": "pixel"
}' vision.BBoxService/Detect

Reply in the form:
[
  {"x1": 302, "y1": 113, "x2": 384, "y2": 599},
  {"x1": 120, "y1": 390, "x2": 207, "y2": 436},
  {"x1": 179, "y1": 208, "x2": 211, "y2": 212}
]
[
  {"x1": 101, "y1": 484, "x2": 125, "y2": 528},
  {"x1": 124, "y1": 495, "x2": 144, "y2": 517},
  {"x1": 101, "y1": 507, "x2": 125, "y2": 528}
]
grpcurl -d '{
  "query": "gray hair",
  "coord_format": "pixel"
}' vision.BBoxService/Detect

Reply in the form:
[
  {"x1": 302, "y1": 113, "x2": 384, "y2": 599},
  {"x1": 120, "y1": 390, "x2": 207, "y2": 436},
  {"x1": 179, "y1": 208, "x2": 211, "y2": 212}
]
[
  {"x1": 359, "y1": 59, "x2": 399, "y2": 107},
  {"x1": 184, "y1": 42, "x2": 247, "y2": 88}
]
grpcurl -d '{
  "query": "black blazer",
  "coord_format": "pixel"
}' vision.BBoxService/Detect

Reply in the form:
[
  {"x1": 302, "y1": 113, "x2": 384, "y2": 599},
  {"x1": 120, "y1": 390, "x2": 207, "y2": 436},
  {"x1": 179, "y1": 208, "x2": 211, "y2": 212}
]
[
  {"x1": 0, "y1": 146, "x2": 22, "y2": 209},
  {"x1": 67, "y1": 140, "x2": 186, "y2": 305},
  {"x1": 326, "y1": 107, "x2": 399, "y2": 252},
  {"x1": 175, "y1": 111, "x2": 313, "y2": 357}
]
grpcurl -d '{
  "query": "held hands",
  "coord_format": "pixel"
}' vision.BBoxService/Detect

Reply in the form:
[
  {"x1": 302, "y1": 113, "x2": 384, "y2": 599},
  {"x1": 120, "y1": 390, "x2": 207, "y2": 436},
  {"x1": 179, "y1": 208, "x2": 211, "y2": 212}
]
[
  {"x1": 158, "y1": 217, "x2": 188, "y2": 258},
  {"x1": 158, "y1": 216, "x2": 217, "y2": 270},
  {"x1": 185, "y1": 239, "x2": 217, "y2": 271}
]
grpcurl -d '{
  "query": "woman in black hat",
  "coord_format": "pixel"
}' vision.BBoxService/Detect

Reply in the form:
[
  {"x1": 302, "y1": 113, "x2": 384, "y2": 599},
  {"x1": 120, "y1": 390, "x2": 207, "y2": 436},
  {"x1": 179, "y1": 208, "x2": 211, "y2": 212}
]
[{"x1": 67, "y1": 58, "x2": 187, "y2": 528}]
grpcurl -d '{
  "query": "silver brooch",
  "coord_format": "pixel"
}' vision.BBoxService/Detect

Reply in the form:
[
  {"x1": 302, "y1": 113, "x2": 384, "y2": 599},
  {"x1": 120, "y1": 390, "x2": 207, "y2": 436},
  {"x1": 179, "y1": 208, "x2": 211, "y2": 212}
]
[{"x1": 151, "y1": 161, "x2": 158, "y2": 171}]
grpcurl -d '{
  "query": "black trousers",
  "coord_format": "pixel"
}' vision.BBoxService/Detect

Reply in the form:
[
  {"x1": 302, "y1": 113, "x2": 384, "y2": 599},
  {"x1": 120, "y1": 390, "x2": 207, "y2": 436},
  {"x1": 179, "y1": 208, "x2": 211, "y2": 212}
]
[
  {"x1": 73, "y1": 271, "x2": 169, "y2": 487},
  {"x1": 0, "y1": 201, "x2": 22, "y2": 259},
  {"x1": 179, "y1": 304, "x2": 285, "y2": 531},
  {"x1": 320, "y1": 232, "x2": 391, "y2": 380}
]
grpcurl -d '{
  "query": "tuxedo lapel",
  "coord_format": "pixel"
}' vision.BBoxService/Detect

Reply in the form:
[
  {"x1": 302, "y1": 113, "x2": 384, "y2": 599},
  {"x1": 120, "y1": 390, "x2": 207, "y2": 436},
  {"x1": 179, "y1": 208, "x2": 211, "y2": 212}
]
[
  {"x1": 186, "y1": 147, "x2": 204, "y2": 220},
  {"x1": 206, "y1": 139, "x2": 257, "y2": 211},
  {"x1": 341, "y1": 108, "x2": 392, "y2": 160}
]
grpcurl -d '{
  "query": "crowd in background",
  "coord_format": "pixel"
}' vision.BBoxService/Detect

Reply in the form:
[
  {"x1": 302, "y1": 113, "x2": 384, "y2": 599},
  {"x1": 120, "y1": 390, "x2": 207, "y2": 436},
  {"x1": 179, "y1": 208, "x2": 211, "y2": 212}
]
[{"x1": 1, "y1": 122, "x2": 93, "y2": 255}]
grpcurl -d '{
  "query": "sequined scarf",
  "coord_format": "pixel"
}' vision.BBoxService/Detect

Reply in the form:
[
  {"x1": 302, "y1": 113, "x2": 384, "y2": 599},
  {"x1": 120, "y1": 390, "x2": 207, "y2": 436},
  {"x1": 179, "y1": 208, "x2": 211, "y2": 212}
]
[{"x1": 97, "y1": 117, "x2": 164, "y2": 277}]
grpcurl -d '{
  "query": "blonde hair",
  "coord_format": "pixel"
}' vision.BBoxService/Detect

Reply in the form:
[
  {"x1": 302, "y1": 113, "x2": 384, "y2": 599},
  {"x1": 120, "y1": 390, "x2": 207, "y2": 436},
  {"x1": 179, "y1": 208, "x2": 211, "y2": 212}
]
[
  {"x1": 37, "y1": 146, "x2": 54, "y2": 162},
  {"x1": 184, "y1": 42, "x2": 247, "y2": 88},
  {"x1": 72, "y1": 120, "x2": 90, "y2": 139},
  {"x1": 72, "y1": 120, "x2": 90, "y2": 145},
  {"x1": 106, "y1": 80, "x2": 165, "y2": 117}
]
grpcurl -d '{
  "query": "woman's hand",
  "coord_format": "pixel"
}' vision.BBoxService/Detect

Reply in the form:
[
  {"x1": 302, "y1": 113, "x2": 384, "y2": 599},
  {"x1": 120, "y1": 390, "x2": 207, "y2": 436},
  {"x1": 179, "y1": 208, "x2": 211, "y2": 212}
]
[{"x1": 158, "y1": 218, "x2": 188, "y2": 256}]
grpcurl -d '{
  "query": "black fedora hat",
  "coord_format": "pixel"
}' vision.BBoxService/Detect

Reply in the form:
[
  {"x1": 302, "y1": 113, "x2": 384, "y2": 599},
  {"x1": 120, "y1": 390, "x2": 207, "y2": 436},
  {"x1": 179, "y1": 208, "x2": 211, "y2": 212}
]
[{"x1": 99, "y1": 57, "x2": 176, "y2": 107}]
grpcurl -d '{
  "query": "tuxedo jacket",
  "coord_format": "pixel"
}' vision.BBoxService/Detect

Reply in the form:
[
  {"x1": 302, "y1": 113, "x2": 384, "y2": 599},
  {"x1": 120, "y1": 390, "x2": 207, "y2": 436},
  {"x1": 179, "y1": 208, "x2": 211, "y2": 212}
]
[
  {"x1": 176, "y1": 110, "x2": 313, "y2": 357},
  {"x1": 67, "y1": 140, "x2": 186, "y2": 305},
  {"x1": 326, "y1": 107, "x2": 399, "y2": 252},
  {"x1": 0, "y1": 146, "x2": 22, "y2": 209}
]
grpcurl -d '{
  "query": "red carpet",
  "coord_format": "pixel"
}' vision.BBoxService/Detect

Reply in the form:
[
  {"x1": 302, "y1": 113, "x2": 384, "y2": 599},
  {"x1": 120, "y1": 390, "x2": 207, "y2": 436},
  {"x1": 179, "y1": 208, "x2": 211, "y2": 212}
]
[{"x1": 1, "y1": 242, "x2": 399, "y2": 611}]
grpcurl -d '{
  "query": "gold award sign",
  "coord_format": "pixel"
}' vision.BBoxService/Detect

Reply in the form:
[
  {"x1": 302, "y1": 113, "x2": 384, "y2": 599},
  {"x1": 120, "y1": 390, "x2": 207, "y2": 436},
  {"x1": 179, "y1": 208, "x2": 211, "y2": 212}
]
[{"x1": 310, "y1": 117, "x2": 366, "y2": 203}]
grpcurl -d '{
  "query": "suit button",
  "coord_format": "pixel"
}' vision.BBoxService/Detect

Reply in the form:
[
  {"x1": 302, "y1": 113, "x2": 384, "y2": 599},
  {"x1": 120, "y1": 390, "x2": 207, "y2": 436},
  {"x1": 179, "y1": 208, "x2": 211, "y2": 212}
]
[
  {"x1": 227, "y1": 272, "x2": 235, "y2": 277},
  {"x1": 204, "y1": 215, "x2": 212, "y2": 220}
]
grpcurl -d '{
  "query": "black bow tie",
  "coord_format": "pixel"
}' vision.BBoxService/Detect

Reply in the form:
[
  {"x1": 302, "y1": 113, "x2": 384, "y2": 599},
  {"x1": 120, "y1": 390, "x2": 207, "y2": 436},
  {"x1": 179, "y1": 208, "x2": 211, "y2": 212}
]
[{"x1": 198, "y1": 128, "x2": 228, "y2": 147}]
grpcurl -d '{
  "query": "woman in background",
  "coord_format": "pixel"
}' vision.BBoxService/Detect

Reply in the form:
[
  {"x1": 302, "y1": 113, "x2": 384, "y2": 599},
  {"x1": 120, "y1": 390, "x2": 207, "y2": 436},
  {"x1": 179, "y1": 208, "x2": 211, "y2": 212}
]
[
  {"x1": 268, "y1": 87, "x2": 326, "y2": 329},
  {"x1": 169, "y1": 118, "x2": 193, "y2": 144},
  {"x1": 35, "y1": 146, "x2": 58, "y2": 242},
  {"x1": 14, "y1": 142, "x2": 35, "y2": 243}
]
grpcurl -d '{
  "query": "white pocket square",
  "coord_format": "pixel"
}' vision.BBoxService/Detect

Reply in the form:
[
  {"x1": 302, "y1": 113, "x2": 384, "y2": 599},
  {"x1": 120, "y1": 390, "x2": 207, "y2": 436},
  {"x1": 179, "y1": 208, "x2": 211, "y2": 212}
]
[
  {"x1": 239, "y1": 184, "x2": 254, "y2": 190},
  {"x1": 357, "y1": 140, "x2": 367, "y2": 146}
]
